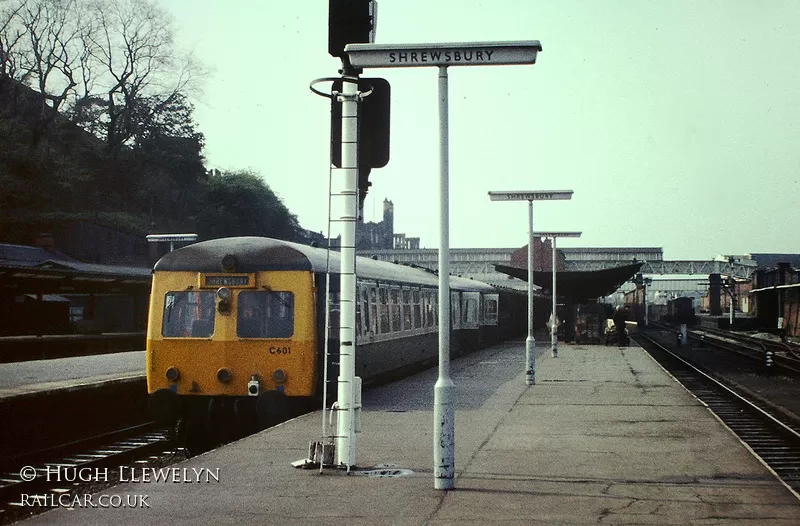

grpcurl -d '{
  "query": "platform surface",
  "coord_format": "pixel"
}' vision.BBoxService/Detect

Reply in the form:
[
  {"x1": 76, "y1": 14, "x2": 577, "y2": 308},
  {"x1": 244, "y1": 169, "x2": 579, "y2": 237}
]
[
  {"x1": 0, "y1": 351, "x2": 144, "y2": 399},
  {"x1": 21, "y1": 341, "x2": 800, "y2": 525}
]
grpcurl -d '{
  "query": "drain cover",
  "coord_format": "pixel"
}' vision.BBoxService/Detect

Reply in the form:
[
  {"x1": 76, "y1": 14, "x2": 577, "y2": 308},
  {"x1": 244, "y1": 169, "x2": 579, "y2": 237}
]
[{"x1": 349, "y1": 464, "x2": 414, "y2": 478}]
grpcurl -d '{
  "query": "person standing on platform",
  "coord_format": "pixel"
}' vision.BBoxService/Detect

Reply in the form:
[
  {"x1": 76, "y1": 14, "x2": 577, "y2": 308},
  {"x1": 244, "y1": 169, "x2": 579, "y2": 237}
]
[{"x1": 613, "y1": 305, "x2": 628, "y2": 347}]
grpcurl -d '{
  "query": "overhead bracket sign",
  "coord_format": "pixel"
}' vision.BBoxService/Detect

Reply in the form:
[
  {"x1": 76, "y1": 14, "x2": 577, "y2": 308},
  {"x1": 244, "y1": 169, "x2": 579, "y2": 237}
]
[
  {"x1": 488, "y1": 190, "x2": 573, "y2": 201},
  {"x1": 345, "y1": 41, "x2": 542, "y2": 68}
]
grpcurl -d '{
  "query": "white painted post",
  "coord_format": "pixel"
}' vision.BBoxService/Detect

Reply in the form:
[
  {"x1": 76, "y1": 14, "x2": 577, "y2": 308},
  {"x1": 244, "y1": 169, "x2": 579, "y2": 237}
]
[
  {"x1": 550, "y1": 236, "x2": 557, "y2": 357},
  {"x1": 526, "y1": 200, "x2": 536, "y2": 384},
  {"x1": 489, "y1": 192, "x2": 573, "y2": 383},
  {"x1": 533, "y1": 231, "x2": 579, "y2": 358},
  {"x1": 433, "y1": 65, "x2": 455, "y2": 490},
  {"x1": 334, "y1": 74, "x2": 359, "y2": 469},
  {"x1": 345, "y1": 39, "x2": 543, "y2": 491}
]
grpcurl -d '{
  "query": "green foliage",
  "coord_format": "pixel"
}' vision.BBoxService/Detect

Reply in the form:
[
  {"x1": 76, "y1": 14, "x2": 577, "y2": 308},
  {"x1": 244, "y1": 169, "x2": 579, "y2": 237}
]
[
  {"x1": 1, "y1": 1, "x2": 308, "y2": 248},
  {"x1": 198, "y1": 170, "x2": 301, "y2": 241}
]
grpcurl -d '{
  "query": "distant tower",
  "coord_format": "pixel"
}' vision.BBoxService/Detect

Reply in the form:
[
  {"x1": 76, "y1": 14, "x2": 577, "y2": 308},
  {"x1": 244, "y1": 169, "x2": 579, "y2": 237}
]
[{"x1": 382, "y1": 199, "x2": 394, "y2": 248}]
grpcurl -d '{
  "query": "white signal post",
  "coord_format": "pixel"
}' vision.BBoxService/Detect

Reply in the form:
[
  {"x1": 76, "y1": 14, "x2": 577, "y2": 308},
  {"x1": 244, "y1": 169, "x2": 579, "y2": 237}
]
[
  {"x1": 533, "y1": 231, "x2": 581, "y2": 358},
  {"x1": 346, "y1": 41, "x2": 542, "y2": 491},
  {"x1": 334, "y1": 76, "x2": 360, "y2": 469},
  {"x1": 488, "y1": 191, "x2": 572, "y2": 384}
]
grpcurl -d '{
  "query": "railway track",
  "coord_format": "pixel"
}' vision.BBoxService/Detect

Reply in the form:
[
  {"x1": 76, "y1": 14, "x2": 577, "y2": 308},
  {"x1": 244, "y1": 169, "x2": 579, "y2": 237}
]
[
  {"x1": 0, "y1": 423, "x2": 179, "y2": 525},
  {"x1": 650, "y1": 321, "x2": 800, "y2": 375},
  {"x1": 635, "y1": 332, "x2": 800, "y2": 495},
  {"x1": 691, "y1": 326, "x2": 800, "y2": 372}
]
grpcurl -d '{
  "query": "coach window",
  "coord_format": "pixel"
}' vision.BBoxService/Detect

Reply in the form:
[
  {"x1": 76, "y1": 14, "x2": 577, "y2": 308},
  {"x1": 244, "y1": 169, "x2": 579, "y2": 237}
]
[
  {"x1": 484, "y1": 294, "x2": 499, "y2": 325},
  {"x1": 424, "y1": 289, "x2": 436, "y2": 328},
  {"x1": 412, "y1": 289, "x2": 422, "y2": 329},
  {"x1": 402, "y1": 289, "x2": 412, "y2": 331},
  {"x1": 390, "y1": 288, "x2": 401, "y2": 332},
  {"x1": 463, "y1": 292, "x2": 480, "y2": 328},
  {"x1": 327, "y1": 292, "x2": 340, "y2": 339},
  {"x1": 355, "y1": 297, "x2": 362, "y2": 336},
  {"x1": 163, "y1": 291, "x2": 216, "y2": 337},
  {"x1": 379, "y1": 287, "x2": 390, "y2": 333},
  {"x1": 358, "y1": 286, "x2": 369, "y2": 335},
  {"x1": 451, "y1": 291, "x2": 462, "y2": 330},
  {"x1": 369, "y1": 286, "x2": 379, "y2": 334},
  {"x1": 237, "y1": 291, "x2": 295, "y2": 338}
]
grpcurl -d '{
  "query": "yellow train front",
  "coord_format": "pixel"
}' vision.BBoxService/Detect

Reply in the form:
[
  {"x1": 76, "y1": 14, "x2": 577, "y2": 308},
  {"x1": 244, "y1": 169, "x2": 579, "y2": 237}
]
[{"x1": 146, "y1": 237, "x2": 319, "y2": 450}]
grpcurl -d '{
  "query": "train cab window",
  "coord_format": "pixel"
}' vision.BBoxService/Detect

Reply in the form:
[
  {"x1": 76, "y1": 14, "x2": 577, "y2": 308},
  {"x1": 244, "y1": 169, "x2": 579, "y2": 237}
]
[
  {"x1": 237, "y1": 291, "x2": 295, "y2": 338},
  {"x1": 162, "y1": 291, "x2": 216, "y2": 338}
]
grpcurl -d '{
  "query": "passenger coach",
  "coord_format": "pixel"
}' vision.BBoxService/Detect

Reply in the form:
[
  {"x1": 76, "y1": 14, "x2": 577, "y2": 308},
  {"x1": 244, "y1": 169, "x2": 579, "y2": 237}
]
[{"x1": 146, "y1": 237, "x2": 508, "y2": 451}]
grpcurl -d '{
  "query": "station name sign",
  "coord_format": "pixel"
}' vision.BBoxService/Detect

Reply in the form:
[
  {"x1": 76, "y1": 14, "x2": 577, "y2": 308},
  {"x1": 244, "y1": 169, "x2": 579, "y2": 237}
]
[
  {"x1": 345, "y1": 41, "x2": 542, "y2": 68},
  {"x1": 488, "y1": 190, "x2": 573, "y2": 202},
  {"x1": 533, "y1": 231, "x2": 583, "y2": 238}
]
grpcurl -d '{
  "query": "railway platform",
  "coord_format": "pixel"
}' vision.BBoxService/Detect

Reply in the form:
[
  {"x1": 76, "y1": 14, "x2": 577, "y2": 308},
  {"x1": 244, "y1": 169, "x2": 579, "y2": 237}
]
[
  {"x1": 0, "y1": 351, "x2": 144, "y2": 400},
  {"x1": 21, "y1": 340, "x2": 800, "y2": 525}
]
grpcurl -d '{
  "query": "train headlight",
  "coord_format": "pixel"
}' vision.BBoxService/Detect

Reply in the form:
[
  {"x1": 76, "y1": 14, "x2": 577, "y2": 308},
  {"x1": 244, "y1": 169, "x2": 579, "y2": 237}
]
[
  {"x1": 272, "y1": 369, "x2": 287, "y2": 384},
  {"x1": 216, "y1": 368, "x2": 232, "y2": 384},
  {"x1": 247, "y1": 374, "x2": 260, "y2": 396},
  {"x1": 165, "y1": 367, "x2": 180, "y2": 382},
  {"x1": 217, "y1": 287, "x2": 232, "y2": 314}
]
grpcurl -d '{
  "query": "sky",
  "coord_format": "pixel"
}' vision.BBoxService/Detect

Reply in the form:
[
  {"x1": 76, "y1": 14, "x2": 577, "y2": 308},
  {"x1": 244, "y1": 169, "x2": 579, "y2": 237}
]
[{"x1": 159, "y1": 0, "x2": 800, "y2": 260}]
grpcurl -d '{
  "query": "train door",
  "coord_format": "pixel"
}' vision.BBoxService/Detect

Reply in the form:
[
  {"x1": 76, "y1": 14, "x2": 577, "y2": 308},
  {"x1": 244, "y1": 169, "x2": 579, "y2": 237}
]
[
  {"x1": 483, "y1": 293, "x2": 499, "y2": 326},
  {"x1": 462, "y1": 292, "x2": 480, "y2": 330}
]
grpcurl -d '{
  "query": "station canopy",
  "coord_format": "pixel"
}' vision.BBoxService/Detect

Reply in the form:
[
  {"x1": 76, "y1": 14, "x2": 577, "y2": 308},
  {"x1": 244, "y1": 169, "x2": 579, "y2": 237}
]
[{"x1": 494, "y1": 262, "x2": 644, "y2": 302}]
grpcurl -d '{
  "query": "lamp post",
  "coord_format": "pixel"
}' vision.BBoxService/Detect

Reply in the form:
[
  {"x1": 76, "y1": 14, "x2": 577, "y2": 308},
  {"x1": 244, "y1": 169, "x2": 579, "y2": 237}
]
[
  {"x1": 533, "y1": 231, "x2": 581, "y2": 358},
  {"x1": 346, "y1": 40, "x2": 543, "y2": 490},
  {"x1": 634, "y1": 272, "x2": 652, "y2": 326},
  {"x1": 488, "y1": 190, "x2": 573, "y2": 384}
]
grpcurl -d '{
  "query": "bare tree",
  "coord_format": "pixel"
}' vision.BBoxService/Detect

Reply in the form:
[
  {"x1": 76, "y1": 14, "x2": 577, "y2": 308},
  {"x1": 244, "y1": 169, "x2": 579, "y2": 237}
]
[
  {"x1": 17, "y1": 0, "x2": 86, "y2": 113},
  {"x1": 0, "y1": 0, "x2": 28, "y2": 82},
  {"x1": 84, "y1": 0, "x2": 201, "y2": 150},
  {"x1": 2, "y1": 0, "x2": 202, "y2": 149}
]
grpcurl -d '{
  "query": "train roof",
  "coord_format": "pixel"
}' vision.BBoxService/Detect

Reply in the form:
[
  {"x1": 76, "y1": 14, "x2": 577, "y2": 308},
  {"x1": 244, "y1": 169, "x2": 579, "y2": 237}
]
[{"x1": 154, "y1": 237, "x2": 496, "y2": 292}]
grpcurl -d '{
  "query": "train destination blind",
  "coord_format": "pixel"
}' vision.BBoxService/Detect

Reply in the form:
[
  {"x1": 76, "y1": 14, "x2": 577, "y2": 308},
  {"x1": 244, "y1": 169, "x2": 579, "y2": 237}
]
[
  {"x1": 345, "y1": 41, "x2": 542, "y2": 68},
  {"x1": 201, "y1": 274, "x2": 254, "y2": 288}
]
